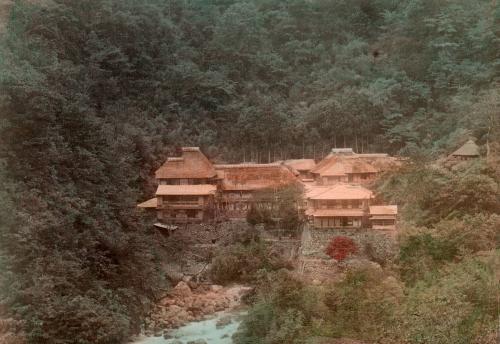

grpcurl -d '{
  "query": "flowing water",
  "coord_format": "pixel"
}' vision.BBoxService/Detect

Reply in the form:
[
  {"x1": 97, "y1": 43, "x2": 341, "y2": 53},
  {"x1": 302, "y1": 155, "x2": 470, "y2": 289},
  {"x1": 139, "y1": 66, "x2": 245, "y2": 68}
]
[{"x1": 134, "y1": 310, "x2": 244, "y2": 344}]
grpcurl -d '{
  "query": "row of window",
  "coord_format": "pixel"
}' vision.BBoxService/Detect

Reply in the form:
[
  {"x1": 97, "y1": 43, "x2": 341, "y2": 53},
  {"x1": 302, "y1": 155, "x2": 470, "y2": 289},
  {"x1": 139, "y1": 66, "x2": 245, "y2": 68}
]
[
  {"x1": 314, "y1": 200, "x2": 365, "y2": 209},
  {"x1": 316, "y1": 217, "x2": 362, "y2": 228}
]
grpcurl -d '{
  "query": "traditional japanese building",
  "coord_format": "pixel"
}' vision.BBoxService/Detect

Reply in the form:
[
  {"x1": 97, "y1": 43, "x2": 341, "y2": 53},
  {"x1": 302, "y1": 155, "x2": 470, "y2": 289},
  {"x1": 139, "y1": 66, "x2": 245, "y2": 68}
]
[
  {"x1": 369, "y1": 205, "x2": 398, "y2": 230},
  {"x1": 311, "y1": 157, "x2": 378, "y2": 185},
  {"x1": 139, "y1": 147, "x2": 219, "y2": 223},
  {"x1": 139, "y1": 148, "x2": 299, "y2": 224},
  {"x1": 305, "y1": 184, "x2": 374, "y2": 229},
  {"x1": 449, "y1": 139, "x2": 480, "y2": 161},
  {"x1": 139, "y1": 146, "x2": 398, "y2": 230},
  {"x1": 283, "y1": 159, "x2": 316, "y2": 181},
  {"x1": 215, "y1": 163, "x2": 299, "y2": 218}
]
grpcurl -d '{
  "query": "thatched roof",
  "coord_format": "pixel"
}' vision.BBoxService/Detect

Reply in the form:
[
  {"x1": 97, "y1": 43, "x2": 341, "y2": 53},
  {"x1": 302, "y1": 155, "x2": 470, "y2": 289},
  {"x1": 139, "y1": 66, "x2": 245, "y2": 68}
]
[
  {"x1": 311, "y1": 157, "x2": 378, "y2": 177},
  {"x1": 155, "y1": 147, "x2": 217, "y2": 179},
  {"x1": 283, "y1": 159, "x2": 316, "y2": 171},
  {"x1": 215, "y1": 163, "x2": 298, "y2": 191},
  {"x1": 451, "y1": 140, "x2": 480, "y2": 157}
]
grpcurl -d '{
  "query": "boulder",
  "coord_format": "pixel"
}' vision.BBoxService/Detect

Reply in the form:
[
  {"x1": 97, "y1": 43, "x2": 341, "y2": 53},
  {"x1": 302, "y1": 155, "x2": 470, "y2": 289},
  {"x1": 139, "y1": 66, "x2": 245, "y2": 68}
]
[
  {"x1": 170, "y1": 281, "x2": 192, "y2": 298},
  {"x1": 216, "y1": 315, "x2": 232, "y2": 329},
  {"x1": 210, "y1": 285, "x2": 224, "y2": 292},
  {"x1": 187, "y1": 340, "x2": 207, "y2": 344}
]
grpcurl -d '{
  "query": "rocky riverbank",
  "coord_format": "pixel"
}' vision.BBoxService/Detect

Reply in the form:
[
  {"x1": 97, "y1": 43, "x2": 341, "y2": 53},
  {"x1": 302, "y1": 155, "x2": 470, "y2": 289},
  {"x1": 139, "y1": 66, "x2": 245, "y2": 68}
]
[{"x1": 144, "y1": 282, "x2": 250, "y2": 335}]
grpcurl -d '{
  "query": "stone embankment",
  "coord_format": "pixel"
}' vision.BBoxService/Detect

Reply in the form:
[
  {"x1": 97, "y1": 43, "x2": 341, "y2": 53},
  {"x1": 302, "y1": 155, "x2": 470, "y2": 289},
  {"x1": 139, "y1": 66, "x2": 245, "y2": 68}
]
[{"x1": 145, "y1": 282, "x2": 250, "y2": 334}]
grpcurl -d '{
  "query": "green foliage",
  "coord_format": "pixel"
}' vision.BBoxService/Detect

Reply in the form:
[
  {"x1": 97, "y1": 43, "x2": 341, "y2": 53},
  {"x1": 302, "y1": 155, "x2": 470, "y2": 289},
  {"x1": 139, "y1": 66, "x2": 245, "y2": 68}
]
[
  {"x1": 400, "y1": 255, "x2": 498, "y2": 344},
  {"x1": 234, "y1": 270, "x2": 318, "y2": 344},
  {"x1": 323, "y1": 264, "x2": 402, "y2": 341},
  {"x1": 210, "y1": 240, "x2": 290, "y2": 285},
  {"x1": 378, "y1": 161, "x2": 499, "y2": 226},
  {"x1": 0, "y1": 0, "x2": 498, "y2": 342},
  {"x1": 248, "y1": 186, "x2": 303, "y2": 234},
  {"x1": 399, "y1": 233, "x2": 458, "y2": 284}
]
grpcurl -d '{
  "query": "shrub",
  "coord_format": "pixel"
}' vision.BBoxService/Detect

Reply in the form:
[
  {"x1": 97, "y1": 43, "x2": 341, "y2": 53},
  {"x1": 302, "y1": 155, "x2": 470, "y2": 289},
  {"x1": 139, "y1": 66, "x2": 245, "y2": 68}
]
[
  {"x1": 325, "y1": 236, "x2": 357, "y2": 261},
  {"x1": 209, "y1": 241, "x2": 290, "y2": 284},
  {"x1": 399, "y1": 233, "x2": 458, "y2": 284},
  {"x1": 323, "y1": 264, "x2": 402, "y2": 341},
  {"x1": 234, "y1": 270, "x2": 314, "y2": 344}
]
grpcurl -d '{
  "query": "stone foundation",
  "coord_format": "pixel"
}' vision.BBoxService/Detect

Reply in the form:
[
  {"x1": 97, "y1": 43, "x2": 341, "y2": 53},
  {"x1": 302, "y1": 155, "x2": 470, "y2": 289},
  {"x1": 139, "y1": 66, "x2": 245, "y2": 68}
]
[{"x1": 301, "y1": 225, "x2": 397, "y2": 259}]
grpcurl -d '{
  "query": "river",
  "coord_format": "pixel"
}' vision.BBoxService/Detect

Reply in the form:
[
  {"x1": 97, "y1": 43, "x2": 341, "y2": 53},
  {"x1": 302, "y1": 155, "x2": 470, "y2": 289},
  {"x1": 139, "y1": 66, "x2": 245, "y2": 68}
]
[{"x1": 133, "y1": 310, "x2": 245, "y2": 344}]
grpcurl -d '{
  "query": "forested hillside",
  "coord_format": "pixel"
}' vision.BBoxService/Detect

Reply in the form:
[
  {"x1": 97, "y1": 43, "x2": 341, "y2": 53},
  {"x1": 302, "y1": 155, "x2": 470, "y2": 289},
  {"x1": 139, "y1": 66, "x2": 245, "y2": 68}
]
[{"x1": 0, "y1": 0, "x2": 498, "y2": 343}]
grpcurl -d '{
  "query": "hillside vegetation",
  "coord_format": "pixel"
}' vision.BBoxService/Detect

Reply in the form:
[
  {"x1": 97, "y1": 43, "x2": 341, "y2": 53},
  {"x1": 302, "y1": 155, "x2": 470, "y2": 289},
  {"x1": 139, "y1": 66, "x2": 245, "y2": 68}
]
[{"x1": 0, "y1": 0, "x2": 498, "y2": 343}]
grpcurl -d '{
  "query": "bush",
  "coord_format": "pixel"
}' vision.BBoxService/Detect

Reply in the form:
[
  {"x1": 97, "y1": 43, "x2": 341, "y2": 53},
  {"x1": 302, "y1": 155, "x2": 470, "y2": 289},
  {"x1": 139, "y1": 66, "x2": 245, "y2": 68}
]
[
  {"x1": 209, "y1": 241, "x2": 290, "y2": 284},
  {"x1": 325, "y1": 237, "x2": 357, "y2": 261},
  {"x1": 399, "y1": 233, "x2": 458, "y2": 284},
  {"x1": 234, "y1": 270, "x2": 316, "y2": 344},
  {"x1": 323, "y1": 264, "x2": 402, "y2": 341},
  {"x1": 400, "y1": 256, "x2": 498, "y2": 344}
]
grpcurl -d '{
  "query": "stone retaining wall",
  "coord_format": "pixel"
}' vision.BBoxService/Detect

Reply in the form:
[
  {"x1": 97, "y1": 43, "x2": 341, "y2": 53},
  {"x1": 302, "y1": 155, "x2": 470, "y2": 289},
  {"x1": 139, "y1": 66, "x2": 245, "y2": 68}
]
[{"x1": 301, "y1": 225, "x2": 397, "y2": 262}]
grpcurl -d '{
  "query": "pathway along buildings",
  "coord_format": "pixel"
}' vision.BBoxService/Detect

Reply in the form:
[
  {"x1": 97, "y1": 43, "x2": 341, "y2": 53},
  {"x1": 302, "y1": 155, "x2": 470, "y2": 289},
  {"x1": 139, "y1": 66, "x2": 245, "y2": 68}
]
[{"x1": 138, "y1": 146, "x2": 400, "y2": 231}]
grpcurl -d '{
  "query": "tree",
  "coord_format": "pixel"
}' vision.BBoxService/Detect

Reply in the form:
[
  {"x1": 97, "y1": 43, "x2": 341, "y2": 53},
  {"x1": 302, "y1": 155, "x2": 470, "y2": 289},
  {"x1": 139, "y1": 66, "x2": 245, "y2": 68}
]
[{"x1": 325, "y1": 237, "x2": 358, "y2": 261}]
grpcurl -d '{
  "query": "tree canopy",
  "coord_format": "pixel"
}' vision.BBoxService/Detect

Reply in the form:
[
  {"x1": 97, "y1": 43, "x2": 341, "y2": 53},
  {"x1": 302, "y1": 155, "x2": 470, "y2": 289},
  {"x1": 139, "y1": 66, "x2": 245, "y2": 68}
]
[{"x1": 0, "y1": 0, "x2": 498, "y2": 343}]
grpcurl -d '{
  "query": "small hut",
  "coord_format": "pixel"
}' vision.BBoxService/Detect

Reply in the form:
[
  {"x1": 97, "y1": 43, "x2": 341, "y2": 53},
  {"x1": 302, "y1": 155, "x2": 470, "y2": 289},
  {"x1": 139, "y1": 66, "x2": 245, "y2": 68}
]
[{"x1": 450, "y1": 139, "x2": 480, "y2": 160}]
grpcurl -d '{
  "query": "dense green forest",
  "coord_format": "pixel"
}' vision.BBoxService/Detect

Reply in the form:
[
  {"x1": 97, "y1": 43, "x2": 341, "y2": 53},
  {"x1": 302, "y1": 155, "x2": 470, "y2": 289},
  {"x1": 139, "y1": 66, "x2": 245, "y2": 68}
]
[
  {"x1": 232, "y1": 160, "x2": 499, "y2": 344},
  {"x1": 0, "y1": 0, "x2": 498, "y2": 343}
]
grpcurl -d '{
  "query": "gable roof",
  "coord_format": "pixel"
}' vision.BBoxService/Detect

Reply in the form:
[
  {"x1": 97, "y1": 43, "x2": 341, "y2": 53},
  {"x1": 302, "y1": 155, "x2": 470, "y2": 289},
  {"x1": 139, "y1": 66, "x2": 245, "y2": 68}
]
[
  {"x1": 306, "y1": 184, "x2": 374, "y2": 200},
  {"x1": 215, "y1": 163, "x2": 298, "y2": 191},
  {"x1": 312, "y1": 157, "x2": 378, "y2": 177},
  {"x1": 369, "y1": 205, "x2": 398, "y2": 215},
  {"x1": 283, "y1": 159, "x2": 316, "y2": 172},
  {"x1": 137, "y1": 197, "x2": 158, "y2": 208},
  {"x1": 155, "y1": 184, "x2": 217, "y2": 196},
  {"x1": 451, "y1": 140, "x2": 480, "y2": 157},
  {"x1": 155, "y1": 147, "x2": 217, "y2": 179}
]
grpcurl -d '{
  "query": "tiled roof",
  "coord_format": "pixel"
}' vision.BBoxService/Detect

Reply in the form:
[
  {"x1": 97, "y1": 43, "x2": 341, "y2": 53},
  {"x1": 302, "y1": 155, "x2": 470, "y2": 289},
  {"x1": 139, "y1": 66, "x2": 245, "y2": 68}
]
[
  {"x1": 155, "y1": 184, "x2": 217, "y2": 196},
  {"x1": 283, "y1": 159, "x2": 316, "y2": 171},
  {"x1": 369, "y1": 205, "x2": 398, "y2": 215},
  {"x1": 309, "y1": 209, "x2": 365, "y2": 217},
  {"x1": 137, "y1": 197, "x2": 158, "y2": 208},
  {"x1": 155, "y1": 147, "x2": 217, "y2": 179},
  {"x1": 306, "y1": 184, "x2": 374, "y2": 200},
  {"x1": 215, "y1": 164, "x2": 298, "y2": 191},
  {"x1": 451, "y1": 140, "x2": 480, "y2": 156}
]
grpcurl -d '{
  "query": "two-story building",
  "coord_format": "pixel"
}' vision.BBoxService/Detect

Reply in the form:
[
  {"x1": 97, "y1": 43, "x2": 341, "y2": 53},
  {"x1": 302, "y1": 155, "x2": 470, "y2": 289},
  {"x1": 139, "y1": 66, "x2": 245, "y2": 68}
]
[
  {"x1": 138, "y1": 147, "x2": 299, "y2": 224},
  {"x1": 215, "y1": 163, "x2": 298, "y2": 218},
  {"x1": 311, "y1": 158, "x2": 378, "y2": 185},
  {"x1": 139, "y1": 147, "x2": 218, "y2": 223},
  {"x1": 305, "y1": 184, "x2": 374, "y2": 229}
]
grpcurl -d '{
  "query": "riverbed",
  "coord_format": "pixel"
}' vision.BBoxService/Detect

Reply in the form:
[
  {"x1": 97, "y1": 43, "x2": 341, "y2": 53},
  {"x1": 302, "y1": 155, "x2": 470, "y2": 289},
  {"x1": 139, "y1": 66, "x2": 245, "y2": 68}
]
[{"x1": 134, "y1": 310, "x2": 244, "y2": 344}]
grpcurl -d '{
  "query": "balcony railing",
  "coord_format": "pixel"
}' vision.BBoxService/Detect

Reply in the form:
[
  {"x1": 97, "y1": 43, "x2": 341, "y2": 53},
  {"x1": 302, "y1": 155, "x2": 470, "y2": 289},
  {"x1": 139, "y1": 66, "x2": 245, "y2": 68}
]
[{"x1": 158, "y1": 201, "x2": 204, "y2": 209}]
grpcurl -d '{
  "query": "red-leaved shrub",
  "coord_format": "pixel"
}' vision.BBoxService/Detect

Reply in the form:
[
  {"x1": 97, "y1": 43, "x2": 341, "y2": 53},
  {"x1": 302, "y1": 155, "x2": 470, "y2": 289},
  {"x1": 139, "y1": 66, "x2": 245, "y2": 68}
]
[{"x1": 325, "y1": 236, "x2": 357, "y2": 261}]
